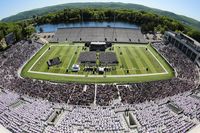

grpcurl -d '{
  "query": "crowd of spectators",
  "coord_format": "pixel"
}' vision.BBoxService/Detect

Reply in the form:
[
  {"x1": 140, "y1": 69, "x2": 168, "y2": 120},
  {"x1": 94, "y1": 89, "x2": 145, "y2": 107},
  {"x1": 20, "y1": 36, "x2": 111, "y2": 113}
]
[
  {"x1": 78, "y1": 51, "x2": 96, "y2": 64},
  {"x1": 134, "y1": 97, "x2": 196, "y2": 133},
  {"x1": 0, "y1": 41, "x2": 199, "y2": 107},
  {"x1": 99, "y1": 52, "x2": 118, "y2": 65},
  {"x1": 116, "y1": 42, "x2": 199, "y2": 105},
  {"x1": 0, "y1": 40, "x2": 200, "y2": 132},
  {"x1": 96, "y1": 85, "x2": 119, "y2": 106},
  {"x1": 68, "y1": 84, "x2": 95, "y2": 106},
  {"x1": 0, "y1": 89, "x2": 200, "y2": 132},
  {"x1": 45, "y1": 107, "x2": 124, "y2": 132},
  {"x1": 153, "y1": 43, "x2": 198, "y2": 82}
]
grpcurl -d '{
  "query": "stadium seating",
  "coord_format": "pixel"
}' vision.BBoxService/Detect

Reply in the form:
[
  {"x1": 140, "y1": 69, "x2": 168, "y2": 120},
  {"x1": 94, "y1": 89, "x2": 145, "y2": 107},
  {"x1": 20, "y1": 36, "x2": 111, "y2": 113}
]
[
  {"x1": 52, "y1": 27, "x2": 147, "y2": 43},
  {"x1": 0, "y1": 40, "x2": 199, "y2": 132}
]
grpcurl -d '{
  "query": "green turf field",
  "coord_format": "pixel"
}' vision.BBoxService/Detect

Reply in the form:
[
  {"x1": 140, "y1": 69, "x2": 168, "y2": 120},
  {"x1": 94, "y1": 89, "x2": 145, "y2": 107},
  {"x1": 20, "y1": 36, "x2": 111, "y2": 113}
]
[{"x1": 21, "y1": 43, "x2": 175, "y2": 83}]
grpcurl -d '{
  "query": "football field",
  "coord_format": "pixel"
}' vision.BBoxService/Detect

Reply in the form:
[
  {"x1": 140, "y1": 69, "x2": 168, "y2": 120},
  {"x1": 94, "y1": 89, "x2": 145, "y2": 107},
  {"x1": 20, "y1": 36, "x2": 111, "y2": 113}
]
[{"x1": 21, "y1": 43, "x2": 174, "y2": 83}]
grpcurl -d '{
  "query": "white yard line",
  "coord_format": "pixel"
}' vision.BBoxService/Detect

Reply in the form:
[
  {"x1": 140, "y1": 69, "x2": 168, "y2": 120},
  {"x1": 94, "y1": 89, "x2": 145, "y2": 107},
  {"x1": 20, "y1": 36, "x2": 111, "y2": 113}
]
[
  {"x1": 28, "y1": 70, "x2": 167, "y2": 78},
  {"x1": 18, "y1": 44, "x2": 46, "y2": 78},
  {"x1": 148, "y1": 49, "x2": 168, "y2": 73},
  {"x1": 28, "y1": 47, "x2": 49, "y2": 72},
  {"x1": 67, "y1": 47, "x2": 78, "y2": 69},
  {"x1": 114, "y1": 44, "x2": 147, "y2": 47},
  {"x1": 50, "y1": 44, "x2": 78, "y2": 47},
  {"x1": 29, "y1": 70, "x2": 85, "y2": 77},
  {"x1": 106, "y1": 72, "x2": 167, "y2": 78}
]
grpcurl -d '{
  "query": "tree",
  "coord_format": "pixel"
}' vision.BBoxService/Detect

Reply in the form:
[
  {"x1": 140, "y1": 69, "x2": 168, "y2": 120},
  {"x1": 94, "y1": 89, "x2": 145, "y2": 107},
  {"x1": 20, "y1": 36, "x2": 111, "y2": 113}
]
[
  {"x1": 0, "y1": 38, "x2": 7, "y2": 50},
  {"x1": 12, "y1": 24, "x2": 22, "y2": 41},
  {"x1": 0, "y1": 30, "x2": 4, "y2": 40},
  {"x1": 23, "y1": 25, "x2": 35, "y2": 39},
  {"x1": 33, "y1": 8, "x2": 190, "y2": 35},
  {"x1": 1, "y1": 8, "x2": 198, "y2": 43},
  {"x1": 187, "y1": 30, "x2": 200, "y2": 42}
]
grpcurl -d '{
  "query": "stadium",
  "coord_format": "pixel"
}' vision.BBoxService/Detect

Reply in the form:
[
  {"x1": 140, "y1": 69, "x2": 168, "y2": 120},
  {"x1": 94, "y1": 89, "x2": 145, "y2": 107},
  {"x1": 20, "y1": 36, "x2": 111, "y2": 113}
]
[{"x1": 0, "y1": 2, "x2": 200, "y2": 133}]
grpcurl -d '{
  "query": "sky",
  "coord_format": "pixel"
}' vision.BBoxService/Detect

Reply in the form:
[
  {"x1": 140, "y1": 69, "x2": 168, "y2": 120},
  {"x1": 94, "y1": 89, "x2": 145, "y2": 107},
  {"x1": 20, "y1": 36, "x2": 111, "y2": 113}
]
[{"x1": 0, "y1": 0, "x2": 200, "y2": 21}]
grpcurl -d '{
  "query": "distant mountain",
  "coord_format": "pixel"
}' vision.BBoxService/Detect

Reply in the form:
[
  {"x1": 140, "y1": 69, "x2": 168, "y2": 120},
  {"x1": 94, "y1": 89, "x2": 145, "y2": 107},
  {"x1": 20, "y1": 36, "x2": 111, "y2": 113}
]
[{"x1": 1, "y1": 2, "x2": 200, "y2": 30}]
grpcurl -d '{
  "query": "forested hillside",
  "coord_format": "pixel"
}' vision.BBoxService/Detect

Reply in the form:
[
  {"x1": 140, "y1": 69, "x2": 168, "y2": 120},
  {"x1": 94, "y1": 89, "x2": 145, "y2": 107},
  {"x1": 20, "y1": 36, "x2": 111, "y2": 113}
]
[
  {"x1": 34, "y1": 8, "x2": 185, "y2": 34},
  {"x1": 0, "y1": 7, "x2": 200, "y2": 43},
  {"x1": 1, "y1": 2, "x2": 200, "y2": 31},
  {"x1": 0, "y1": 21, "x2": 35, "y2": 42},
  {"x1": 32, "y1": 8, "x2": 200, "y2": 42}
]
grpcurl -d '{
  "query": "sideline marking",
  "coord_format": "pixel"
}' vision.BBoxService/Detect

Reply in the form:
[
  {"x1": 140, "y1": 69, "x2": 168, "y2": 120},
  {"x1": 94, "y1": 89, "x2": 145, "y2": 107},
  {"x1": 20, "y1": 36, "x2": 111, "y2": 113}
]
[
  {"x1": 148, "y1": 48, "x2": 168, "y2": 73},
  {"x1": 27, "y1": 44, "x2": 170, "y2": 78}
]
